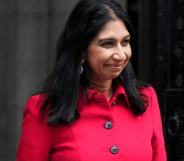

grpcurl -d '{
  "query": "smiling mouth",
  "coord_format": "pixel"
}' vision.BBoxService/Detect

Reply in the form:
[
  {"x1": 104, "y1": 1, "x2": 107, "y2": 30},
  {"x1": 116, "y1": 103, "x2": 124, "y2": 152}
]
[
  {"x1": 105, "y1": 65, "x2": 123, "y2": 70},
  {"x1": 106, "y1": 64, "x2": 122, "y2": 68},
  {"x1": 111, "y1": 66, "x2": 122, "y2": 68}
]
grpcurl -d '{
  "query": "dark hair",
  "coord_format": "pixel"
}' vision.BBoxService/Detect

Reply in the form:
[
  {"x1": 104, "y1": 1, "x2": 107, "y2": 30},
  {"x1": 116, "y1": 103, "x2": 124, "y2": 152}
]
[{"x1": 39, "y1": 0, "x2": 149, "y2": 125}]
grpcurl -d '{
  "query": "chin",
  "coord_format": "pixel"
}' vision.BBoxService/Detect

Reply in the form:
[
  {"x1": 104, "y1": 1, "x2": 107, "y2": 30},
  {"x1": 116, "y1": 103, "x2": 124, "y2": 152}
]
[{"x1": 106, "y1": 74, "x2": 121, "y2": 80}]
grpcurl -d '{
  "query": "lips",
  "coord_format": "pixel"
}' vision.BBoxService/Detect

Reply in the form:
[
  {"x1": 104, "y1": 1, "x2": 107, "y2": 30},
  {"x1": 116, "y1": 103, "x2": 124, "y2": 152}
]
[
  {"x1": 106, "y1": 64, "x2": 123, "y2": 68},
  {"x1": 111, "y1": 65, "x2": 122, "y2": 68},
  {"x1": 105, "y1": 64, "x2": 123, "y2": 71}
]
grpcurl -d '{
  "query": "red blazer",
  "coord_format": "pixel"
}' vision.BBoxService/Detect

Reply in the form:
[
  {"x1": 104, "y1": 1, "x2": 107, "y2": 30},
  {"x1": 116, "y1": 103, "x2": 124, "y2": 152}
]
[{"x1": 16, "y1": 82, "x2": 166, "y2": 161}]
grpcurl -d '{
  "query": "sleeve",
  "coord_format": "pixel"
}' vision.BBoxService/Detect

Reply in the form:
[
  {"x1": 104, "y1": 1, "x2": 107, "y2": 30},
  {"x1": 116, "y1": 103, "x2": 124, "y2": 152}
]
[
  {"x1": 150, "y1": 87, "x2": 167, "y2": 161},
  {"x1": 16, "y1": 95, "x2": 52, "y2": 161}
]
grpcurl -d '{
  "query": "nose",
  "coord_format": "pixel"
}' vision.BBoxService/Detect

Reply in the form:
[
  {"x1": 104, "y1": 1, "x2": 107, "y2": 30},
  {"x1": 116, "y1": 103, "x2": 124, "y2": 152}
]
[{"x1": 112, "y1": 45, "x2": 127, "y2": 60}]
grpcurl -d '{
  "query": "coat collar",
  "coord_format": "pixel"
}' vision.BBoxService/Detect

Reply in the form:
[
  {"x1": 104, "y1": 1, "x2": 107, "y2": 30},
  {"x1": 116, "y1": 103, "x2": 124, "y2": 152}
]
[
  {"x1": 110, "y1": 79, "x2": 131, "y2": 107},
  {"x1": 77, "y1": 79, "x2": 131, "y2": 111}
]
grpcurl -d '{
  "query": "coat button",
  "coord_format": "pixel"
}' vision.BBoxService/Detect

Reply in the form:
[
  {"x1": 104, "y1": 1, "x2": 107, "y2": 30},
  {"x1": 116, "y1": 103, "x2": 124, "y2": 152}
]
[
  {"x1": 111, "y1": 101, "x2": 116, "y2": 106},
  {"x1": 111, "y1": 146, "x2": 119, "y2": 154},
  {"x1": 105, "y1": 121, "x2": 113, "y2": 129}
]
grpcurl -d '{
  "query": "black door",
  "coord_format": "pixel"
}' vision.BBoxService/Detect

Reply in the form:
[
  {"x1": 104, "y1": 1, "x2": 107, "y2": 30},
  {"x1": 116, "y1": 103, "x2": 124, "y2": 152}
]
[
  {"x1": 163, "y1": 0, "x2": 184, "y2": 160},
  {"x1": 128, "y1": 0, "x2": 184, "y2": 160}
]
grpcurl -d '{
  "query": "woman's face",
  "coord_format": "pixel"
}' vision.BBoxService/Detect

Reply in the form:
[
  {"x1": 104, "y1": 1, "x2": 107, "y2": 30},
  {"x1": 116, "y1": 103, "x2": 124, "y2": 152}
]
[{"x1": 84, "y1": 18, "x2": 132, "y2": 81}]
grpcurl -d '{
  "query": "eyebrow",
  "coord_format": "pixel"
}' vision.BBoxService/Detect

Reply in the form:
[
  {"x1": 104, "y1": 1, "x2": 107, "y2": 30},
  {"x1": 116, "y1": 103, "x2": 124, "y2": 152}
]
[
  {"x1": 98, "y1": 34, "x2": 131, "y2": 43},
  {"x1": 124, "y1": 34, "x2": 131, "y2": 38}
]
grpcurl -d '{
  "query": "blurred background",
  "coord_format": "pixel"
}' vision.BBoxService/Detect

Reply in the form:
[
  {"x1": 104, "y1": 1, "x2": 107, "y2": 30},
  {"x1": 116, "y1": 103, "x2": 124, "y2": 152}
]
[{"x1": 0, "y1": 0, "x2": 184, "y2": 160}]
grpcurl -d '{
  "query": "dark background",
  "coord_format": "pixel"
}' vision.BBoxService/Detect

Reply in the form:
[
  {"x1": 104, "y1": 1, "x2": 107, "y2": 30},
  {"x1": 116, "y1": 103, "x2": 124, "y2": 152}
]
[
  {"x1": 0, "y1": 0, "x2": 184, "y2": 160},
  {"x1": 128, "y1": 0, "x2": 184, "y2": 160}
]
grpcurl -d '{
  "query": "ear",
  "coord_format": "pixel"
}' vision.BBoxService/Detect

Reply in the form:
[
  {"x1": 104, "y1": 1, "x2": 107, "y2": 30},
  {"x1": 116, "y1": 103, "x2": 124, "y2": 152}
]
[
  {"x1": 81, "y1": 52, "x2": 86, "y2": 64},
  {"x1": 81, "y1": 58, "x2": 85, "y2": 64}
]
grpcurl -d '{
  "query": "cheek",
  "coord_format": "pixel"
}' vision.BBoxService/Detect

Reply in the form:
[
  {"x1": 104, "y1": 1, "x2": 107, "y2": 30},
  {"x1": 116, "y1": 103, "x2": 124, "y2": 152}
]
[
  {"x1": 87, "y1": 47, "x2": 108, "y2": 63},
  {"x1": 85, "y1": 48, "x2": 101, "y2": 69},
  {"x1": 126, "y1": 46, "x2": 132, "y2": 59}
]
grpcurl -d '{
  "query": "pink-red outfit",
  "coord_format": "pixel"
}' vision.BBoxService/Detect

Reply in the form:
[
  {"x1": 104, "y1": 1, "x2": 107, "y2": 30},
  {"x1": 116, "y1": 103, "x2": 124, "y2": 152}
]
[{"x1": 16, "y1": 81, "x2": 166, "y2": 161}]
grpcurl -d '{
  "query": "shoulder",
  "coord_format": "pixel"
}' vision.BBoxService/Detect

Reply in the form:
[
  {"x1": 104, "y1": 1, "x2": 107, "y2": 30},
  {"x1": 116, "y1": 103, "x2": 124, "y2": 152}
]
[
  {"x1": 140, "y1": 86, "x2": 155, "y2": 94},
  {"x1": 25, "y1": 95, "x2": 41, "y2": 108},
  {"x1": 139, "y1": 86, "x2": 157, "y2": 99},
  {"x1": 140, "y1": 86, "x2": 161, "y2": 118},
  {"x1": 137, "y1": 86, "x2": 159, "y2": 109},
  {"x1": 23, "y1": 94, "x2": 46, "y2": 120}
]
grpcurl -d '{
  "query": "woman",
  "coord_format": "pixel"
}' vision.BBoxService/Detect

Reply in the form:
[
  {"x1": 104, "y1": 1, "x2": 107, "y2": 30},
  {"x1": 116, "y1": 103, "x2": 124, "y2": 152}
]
[{"x1": 16, "y1": 0, "x2": 167, "y2": 160}]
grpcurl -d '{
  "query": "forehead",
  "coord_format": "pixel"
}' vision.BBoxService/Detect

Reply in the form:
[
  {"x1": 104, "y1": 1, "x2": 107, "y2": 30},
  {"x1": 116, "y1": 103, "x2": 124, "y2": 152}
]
[{"x1": 96, "y1": 19, "x2": 129, "y2": 39}]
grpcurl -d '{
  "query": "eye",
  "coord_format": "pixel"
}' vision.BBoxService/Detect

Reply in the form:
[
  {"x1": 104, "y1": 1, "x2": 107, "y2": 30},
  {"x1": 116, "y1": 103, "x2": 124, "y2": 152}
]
[
  {"x1": 101, "y1": 42, "x2": 114, "y2": 47},
  {"x1": 121, "y1": 39, "x2": 130, "y2": 46}
]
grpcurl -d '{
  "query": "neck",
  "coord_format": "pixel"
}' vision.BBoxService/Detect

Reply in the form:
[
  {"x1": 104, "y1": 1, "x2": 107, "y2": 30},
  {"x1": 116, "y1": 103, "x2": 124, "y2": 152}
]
[{"x1": 87, "y1": 78, "x2": 114, "y2": 101}]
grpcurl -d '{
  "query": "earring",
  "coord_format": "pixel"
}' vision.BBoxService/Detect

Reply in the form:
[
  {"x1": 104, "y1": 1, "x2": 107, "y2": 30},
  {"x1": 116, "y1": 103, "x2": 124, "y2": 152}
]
[{"x1": 79, "y1": 65, "x2": 83, "y2": 74}]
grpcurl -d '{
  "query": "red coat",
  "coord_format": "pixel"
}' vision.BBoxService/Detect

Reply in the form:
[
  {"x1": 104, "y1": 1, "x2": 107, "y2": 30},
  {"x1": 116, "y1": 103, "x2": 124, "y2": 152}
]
[{"x1": 16, "y1": 81, "x2": 166, "y2": 161}]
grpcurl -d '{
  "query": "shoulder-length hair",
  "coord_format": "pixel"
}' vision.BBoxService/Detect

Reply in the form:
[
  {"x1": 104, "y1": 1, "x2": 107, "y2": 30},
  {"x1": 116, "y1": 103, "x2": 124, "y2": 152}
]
[{"x1": 39, "y1": 0, "x2": 149, "y2": 125}]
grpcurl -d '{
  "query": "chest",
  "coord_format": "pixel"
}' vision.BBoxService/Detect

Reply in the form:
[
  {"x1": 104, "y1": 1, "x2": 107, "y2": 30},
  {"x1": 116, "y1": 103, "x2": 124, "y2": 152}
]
[{"x1": 50, "y1": 96, "x2": 153, "y2": 161}]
